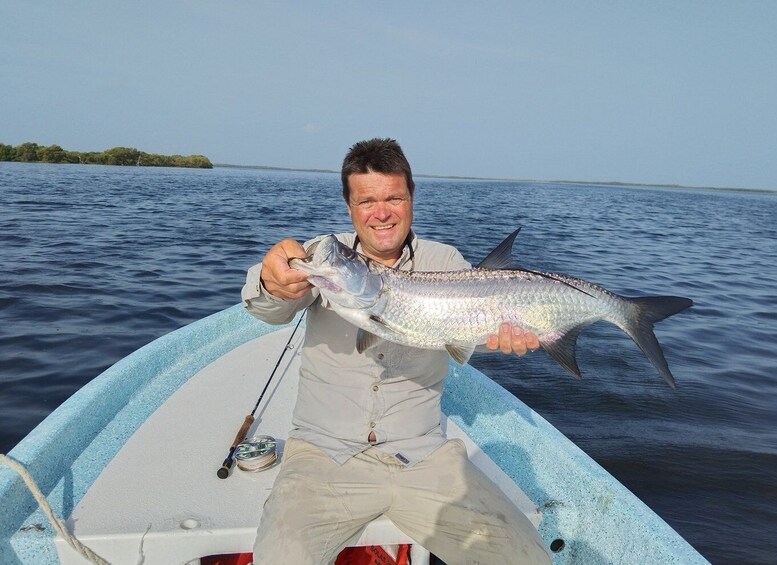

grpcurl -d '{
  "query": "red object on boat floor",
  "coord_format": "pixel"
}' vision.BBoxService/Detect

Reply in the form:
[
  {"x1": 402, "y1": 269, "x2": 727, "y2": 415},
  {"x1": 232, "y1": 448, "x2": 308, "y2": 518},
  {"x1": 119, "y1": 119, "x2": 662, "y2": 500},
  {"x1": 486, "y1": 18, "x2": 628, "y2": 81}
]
[
  {"x1": 335, "y1": 544, "x2": 410, "y2": 565},
  {"x1": 199, "y1": 544, "x2": 410, "y2": 565},
  {"x1": 200, "y1": 553, "x2": 253, "y2": 565}
]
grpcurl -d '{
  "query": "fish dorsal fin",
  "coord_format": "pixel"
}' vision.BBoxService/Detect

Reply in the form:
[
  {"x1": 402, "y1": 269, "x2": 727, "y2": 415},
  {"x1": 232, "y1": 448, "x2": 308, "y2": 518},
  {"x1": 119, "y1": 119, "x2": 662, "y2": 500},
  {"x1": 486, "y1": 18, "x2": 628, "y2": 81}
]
[
  {"x1": 540, "y1": 326, "x2": 584, "y2": 379},
  {"x1": 445, "y1": 343, "x2": 476, "y2": 365},
  {"x1": 476, "y1": 229, "x2": 597, "y2": 299},
  {"x1": 476, "y1": 228, "x2": 521, "y2": 269},
  {"x1": 356, "y1": 329, "x2": 380, "y2": 353}
]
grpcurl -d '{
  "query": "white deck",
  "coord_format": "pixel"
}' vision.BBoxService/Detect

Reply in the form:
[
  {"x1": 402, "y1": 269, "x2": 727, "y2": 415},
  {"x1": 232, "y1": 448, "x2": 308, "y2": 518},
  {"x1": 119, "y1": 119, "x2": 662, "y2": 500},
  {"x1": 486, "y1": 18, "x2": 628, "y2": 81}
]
[{"x1": 57, "y1": 326, "x2": 540, "y2": 564}]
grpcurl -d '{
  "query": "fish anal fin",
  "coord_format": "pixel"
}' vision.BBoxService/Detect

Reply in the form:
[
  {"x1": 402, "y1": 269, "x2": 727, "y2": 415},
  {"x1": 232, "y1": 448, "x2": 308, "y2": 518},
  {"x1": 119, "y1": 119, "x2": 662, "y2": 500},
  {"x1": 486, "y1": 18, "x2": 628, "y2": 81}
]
[
  {"x1": 356, "y1": 329, "x2": 380, "y2": 354},
  {"x1": 445, "y1": 343, "x2": 476, "y2": 365},
  {"x1": 540, "y1": 327, "x2": 584, "y2": 379}
]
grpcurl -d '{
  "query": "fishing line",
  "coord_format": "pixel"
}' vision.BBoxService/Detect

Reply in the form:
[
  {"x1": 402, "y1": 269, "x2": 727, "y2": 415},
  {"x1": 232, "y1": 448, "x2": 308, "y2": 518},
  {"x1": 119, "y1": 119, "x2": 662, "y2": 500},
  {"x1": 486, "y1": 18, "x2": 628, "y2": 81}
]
[
  {"x1": 234, "y1": 435, "x2": 277, "y2": 472},
  {"x1": 217, "y1": 309, "x2": 306, "y2": 479}
]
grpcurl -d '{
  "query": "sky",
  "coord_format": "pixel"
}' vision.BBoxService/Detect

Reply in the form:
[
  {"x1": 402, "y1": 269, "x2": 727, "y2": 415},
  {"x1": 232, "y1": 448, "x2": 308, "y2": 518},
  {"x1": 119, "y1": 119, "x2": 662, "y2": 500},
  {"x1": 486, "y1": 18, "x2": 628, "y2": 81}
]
[{"x1": 2, "y1": 1, "x2": 776, "y2": 190}]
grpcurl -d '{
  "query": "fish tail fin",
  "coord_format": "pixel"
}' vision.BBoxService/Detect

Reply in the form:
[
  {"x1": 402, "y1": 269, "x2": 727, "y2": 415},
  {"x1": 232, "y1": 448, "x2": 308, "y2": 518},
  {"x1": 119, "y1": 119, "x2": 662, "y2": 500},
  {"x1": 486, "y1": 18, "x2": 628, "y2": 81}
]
[{"x1": 618, "y1": 296, "x2": 693, "y2": 389}]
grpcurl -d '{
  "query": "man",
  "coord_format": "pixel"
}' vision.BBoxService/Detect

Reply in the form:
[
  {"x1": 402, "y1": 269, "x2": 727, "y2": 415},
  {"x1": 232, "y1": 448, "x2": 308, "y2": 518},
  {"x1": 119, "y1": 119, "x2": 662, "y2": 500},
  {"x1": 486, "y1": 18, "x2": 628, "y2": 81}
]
[{"x1": 242, "y1": 138, "x2": 551, "y2": 564}]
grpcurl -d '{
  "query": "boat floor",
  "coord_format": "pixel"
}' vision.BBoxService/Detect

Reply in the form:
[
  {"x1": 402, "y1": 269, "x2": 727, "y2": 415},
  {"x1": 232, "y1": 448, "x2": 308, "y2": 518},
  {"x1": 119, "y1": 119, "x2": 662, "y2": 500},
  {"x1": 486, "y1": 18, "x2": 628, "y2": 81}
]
[{"x1": 58, "y1": 326, "x2": 540, "y2": 564}]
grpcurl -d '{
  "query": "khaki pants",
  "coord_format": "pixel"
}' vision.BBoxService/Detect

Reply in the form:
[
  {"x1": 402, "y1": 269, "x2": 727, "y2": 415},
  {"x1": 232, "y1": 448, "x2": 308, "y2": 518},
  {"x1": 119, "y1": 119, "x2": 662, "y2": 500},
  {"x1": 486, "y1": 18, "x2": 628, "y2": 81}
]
[{"x1": 253, "y1": 438, "x2": 551, "y2": 565}]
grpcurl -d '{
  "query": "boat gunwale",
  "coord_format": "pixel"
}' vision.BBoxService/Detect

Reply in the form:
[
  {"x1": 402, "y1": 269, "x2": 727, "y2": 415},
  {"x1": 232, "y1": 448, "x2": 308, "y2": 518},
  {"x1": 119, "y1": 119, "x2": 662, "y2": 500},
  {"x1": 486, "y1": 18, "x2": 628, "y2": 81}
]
[{"x1": 1, "y1": 305, "x2": 707, "y2": 564}]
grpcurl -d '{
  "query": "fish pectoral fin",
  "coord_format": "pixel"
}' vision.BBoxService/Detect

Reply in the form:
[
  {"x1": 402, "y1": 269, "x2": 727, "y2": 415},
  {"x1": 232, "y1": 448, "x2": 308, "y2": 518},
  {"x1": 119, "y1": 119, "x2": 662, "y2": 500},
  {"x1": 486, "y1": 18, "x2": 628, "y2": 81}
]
[
  {"x1": 540, "y1": 327, "x2": 584, "y2": 379},
  {"x1": 356, "y1": 315, "x2": 406, "y2": 354},
  {"x1": 356, "y1": 329, "x2": 380, "y2": 353},
  {"x1": 445, "y1": 344, "x2": 476, "y2": 365},
  {"x1": 368, "y1": 314, "x2": 409, "y2": 338}
]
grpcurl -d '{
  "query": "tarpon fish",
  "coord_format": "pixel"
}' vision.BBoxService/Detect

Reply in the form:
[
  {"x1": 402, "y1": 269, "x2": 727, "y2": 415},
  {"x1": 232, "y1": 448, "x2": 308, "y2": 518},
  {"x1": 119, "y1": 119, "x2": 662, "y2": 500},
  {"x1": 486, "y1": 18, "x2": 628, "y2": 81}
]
[{"x1": 289, "y1": 229, "x2": 693, "y2": 388}]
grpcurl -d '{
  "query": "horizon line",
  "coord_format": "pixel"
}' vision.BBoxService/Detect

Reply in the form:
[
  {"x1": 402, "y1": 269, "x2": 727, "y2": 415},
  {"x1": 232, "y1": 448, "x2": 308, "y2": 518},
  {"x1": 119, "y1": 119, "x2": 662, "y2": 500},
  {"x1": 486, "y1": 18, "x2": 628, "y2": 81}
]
[{"x1": 214, "y1": 163, "x2": 775, "y2": 194}]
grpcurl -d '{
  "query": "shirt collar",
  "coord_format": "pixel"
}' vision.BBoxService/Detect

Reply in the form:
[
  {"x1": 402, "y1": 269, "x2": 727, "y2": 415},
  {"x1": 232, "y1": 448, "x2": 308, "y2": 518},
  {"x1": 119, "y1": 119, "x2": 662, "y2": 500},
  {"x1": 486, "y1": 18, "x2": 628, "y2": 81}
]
[{"x1": 351, "y1": 230, "x2": 416, "y2": 271}]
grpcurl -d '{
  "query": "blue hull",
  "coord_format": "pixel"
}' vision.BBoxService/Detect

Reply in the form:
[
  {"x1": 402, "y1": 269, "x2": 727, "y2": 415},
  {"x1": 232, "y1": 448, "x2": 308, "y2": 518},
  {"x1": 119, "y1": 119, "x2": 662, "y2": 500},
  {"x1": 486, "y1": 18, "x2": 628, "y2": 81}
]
[{"x1": 0, "y1": 305, "x2": 707, "y2": 564}]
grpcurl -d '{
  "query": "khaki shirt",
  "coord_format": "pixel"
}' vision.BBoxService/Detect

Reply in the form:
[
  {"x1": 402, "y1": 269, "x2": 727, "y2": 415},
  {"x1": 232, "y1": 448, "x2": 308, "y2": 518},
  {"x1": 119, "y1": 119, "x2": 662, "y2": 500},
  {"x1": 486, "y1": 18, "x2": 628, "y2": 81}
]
[{"x1": 241, "y1": 232, "x2": 470, "y2": 466}]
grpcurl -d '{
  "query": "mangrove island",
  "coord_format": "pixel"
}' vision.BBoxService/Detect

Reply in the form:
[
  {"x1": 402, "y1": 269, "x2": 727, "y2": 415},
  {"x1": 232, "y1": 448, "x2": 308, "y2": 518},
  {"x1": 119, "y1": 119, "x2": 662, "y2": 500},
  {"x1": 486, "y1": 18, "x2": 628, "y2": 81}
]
[{"x1": 0, "y1": 142, "x2": 213, "y2": 169}]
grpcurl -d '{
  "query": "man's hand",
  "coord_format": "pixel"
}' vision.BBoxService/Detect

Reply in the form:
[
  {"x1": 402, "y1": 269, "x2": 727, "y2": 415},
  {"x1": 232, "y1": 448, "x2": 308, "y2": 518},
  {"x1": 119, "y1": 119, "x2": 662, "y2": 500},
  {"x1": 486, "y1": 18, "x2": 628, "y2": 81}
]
[
  {"x1": 260, "y1": 239, "x2": 312, "y2": 300},
  {"x1": 486, "y1": 323, "x2": 540, "y2": 356}
]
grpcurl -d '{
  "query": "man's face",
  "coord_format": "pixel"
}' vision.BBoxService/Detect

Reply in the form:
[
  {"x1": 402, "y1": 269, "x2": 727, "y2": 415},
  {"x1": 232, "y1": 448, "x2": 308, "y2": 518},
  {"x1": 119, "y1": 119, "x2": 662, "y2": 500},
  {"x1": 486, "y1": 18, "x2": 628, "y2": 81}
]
[{"x1": 346, "y1": 171, "x2": 413, "y2": 265}]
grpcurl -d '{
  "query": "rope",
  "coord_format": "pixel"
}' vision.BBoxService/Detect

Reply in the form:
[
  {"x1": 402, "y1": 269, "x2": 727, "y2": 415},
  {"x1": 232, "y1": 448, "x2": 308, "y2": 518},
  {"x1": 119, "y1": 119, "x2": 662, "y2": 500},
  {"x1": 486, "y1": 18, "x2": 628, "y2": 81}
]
[{"x1": 0, "y1": 454, "x2": 111, "y2": 565}]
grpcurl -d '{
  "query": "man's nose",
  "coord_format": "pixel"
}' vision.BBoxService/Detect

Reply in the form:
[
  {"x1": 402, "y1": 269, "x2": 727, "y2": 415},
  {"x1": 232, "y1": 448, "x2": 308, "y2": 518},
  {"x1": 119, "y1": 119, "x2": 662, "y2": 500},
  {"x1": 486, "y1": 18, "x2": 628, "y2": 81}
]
[{"x1": 372, "y1": 202, "x2": 392, "y2": 219}]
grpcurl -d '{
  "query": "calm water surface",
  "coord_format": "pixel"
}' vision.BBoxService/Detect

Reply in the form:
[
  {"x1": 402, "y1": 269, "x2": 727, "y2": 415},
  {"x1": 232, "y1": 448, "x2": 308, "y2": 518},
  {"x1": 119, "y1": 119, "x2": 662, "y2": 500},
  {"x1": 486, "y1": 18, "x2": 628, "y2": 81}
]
[{"x1": 1, "y1": 163, "x2": 776, "y2": 563}]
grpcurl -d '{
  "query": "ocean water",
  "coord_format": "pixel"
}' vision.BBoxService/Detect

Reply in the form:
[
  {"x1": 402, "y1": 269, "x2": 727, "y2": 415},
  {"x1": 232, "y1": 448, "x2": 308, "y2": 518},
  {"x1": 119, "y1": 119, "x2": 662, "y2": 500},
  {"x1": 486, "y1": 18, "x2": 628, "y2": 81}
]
[{"x1": 1, "y1": 162, "x2": 776, "y2": 563}]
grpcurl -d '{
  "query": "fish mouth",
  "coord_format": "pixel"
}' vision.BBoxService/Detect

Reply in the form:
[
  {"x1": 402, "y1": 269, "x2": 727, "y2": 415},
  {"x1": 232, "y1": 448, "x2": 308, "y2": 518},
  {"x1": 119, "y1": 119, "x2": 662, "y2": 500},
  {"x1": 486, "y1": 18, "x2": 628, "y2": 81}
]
[
  {"x1": 288, "y1": 238, "x2": 331, "y2": 269},
  {"x1": 288, "y1": 236, "x2": 346, "y2": 286},
  {"x1": 289, "y1": 255, "x2": 313, "y2": 266},
  {"x1": 289, "y1": 240, "x2": 321, "y2": 266},
  {"x1": 304, "y1": 240, "x2": 322, "y2": 256}
]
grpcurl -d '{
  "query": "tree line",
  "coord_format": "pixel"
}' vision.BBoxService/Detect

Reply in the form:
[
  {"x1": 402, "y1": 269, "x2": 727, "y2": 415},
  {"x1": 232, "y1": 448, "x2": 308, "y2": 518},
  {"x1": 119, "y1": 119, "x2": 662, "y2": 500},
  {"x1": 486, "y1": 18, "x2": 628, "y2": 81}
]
[{"x1": 0, "y1": 142, "x2": 213, "y2": 169}]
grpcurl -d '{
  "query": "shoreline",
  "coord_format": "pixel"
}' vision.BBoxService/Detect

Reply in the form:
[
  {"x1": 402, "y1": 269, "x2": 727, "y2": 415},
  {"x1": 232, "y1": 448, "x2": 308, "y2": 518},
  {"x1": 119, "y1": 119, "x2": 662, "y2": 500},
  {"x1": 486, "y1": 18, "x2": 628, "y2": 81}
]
[{"x1": 2, "y1": 160, "x2": 771, "y2": 194}]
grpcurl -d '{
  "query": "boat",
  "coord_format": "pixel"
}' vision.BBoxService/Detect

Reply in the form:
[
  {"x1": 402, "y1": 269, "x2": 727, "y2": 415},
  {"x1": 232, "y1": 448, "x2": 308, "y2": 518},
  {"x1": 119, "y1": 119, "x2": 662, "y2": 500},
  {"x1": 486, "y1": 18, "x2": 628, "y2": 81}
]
[{"x1": 0, "y1": 305, "x2": 708, "y2": 564}]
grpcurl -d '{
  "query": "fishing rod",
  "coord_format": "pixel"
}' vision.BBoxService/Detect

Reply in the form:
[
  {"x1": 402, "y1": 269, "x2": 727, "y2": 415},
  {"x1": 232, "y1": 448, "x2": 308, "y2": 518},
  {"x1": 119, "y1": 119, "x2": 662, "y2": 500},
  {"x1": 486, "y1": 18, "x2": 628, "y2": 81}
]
[{"x1": 217, "y1": 309, "x2": 306, "y2": 479}]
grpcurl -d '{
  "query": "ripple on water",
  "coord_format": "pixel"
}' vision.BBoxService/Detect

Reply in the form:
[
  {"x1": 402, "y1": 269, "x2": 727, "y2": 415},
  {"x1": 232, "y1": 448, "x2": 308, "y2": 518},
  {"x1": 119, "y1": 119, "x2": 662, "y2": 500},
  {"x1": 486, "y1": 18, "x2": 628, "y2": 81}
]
[{"x1": 2, "y1": 164, "x2": 776, "y2": 563}]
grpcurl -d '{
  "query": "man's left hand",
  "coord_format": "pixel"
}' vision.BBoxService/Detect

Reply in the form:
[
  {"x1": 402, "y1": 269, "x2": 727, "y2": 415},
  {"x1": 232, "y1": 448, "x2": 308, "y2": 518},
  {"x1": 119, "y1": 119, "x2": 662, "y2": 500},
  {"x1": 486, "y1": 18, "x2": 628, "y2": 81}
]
[{"x1": 486, "y1": 323, "x2": 540, "y2": 356}]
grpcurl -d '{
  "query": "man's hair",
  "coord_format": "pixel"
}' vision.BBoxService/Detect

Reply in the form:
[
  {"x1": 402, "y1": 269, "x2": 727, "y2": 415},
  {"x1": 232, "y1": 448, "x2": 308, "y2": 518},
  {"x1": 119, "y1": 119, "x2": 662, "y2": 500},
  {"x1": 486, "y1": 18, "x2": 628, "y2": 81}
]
[{"x1": 341, "y1": 138, "x2": 415, "y2": 201}]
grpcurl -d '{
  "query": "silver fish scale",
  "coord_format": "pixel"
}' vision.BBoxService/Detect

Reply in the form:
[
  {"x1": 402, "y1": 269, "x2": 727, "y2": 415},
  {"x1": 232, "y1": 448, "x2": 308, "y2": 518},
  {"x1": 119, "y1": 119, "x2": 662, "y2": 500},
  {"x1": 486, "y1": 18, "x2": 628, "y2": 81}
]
[
  {"x1": 376, "y1": 268, "x2": 626, "y2": 348},
  {"x1": 294, "y1": 234, "x2": 691, "y2": 385}
]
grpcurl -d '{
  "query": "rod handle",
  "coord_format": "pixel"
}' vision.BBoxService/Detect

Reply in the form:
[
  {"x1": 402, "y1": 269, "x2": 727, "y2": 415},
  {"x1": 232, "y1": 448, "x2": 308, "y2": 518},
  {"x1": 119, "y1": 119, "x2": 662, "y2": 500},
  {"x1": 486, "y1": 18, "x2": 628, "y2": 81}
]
[
  {"x1": 231, "y1": 415, "x2": 255, "y2": 448},
  {"x1": 217, "y1": 415, "x2": 255, "y2": 479}
]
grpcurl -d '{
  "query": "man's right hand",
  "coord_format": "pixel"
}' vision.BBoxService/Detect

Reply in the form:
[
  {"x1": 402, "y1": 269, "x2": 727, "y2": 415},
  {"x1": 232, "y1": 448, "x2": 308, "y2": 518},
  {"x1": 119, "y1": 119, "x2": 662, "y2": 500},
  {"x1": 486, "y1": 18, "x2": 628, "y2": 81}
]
[{"x1": 260, "y1": 239, "x2": 312, "y2": 300}]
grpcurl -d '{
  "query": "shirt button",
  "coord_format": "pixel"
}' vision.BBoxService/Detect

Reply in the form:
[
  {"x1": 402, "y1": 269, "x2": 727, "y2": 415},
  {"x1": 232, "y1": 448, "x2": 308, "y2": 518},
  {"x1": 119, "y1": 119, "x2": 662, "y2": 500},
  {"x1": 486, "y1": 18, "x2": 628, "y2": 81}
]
[
  {"x1": 369, "y1": 421, "x2": 376, "y2": 428},
  {"x1": 372, "y1": 385, "x2": 379, "y2": 392},
  {"x1": 377, "y1": 353, "x2": 384, "y2": 360}
]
